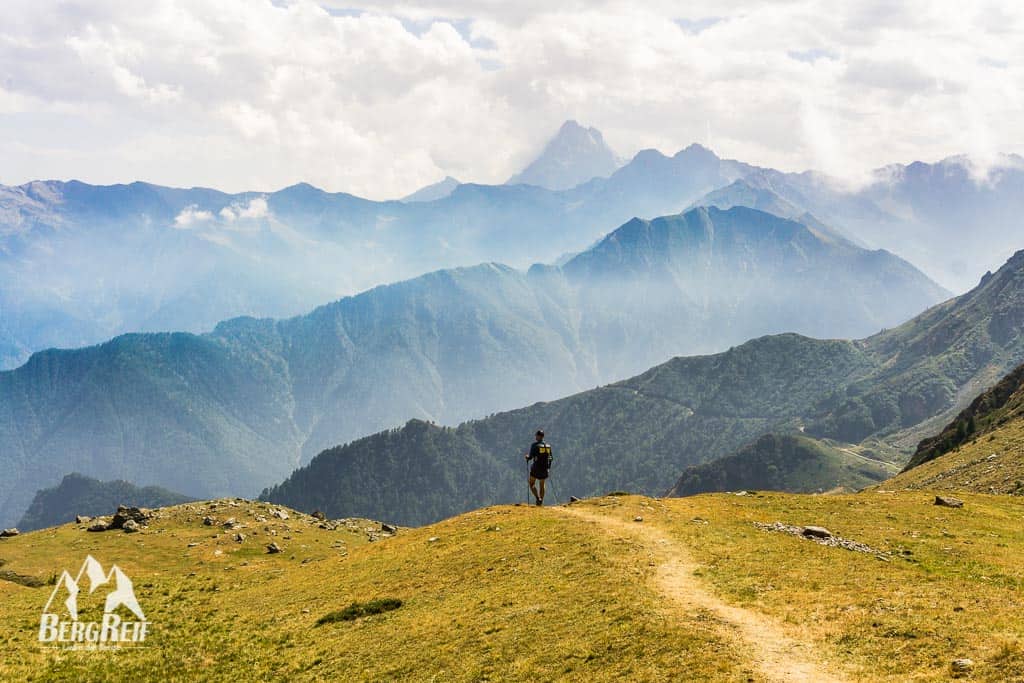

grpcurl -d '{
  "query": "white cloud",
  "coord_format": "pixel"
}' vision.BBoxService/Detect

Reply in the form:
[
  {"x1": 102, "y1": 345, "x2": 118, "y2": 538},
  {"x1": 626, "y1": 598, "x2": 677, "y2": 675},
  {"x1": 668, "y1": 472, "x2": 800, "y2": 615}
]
[
  {"x1": 173, "y1": 205, "x2": 214, "y2": 227},
  {"x1": 219, "y1": 197, "x2": 269, "y2": 222},
  {"x1": 0, "y1": 0, "x2": 1022, "y2": 198}
]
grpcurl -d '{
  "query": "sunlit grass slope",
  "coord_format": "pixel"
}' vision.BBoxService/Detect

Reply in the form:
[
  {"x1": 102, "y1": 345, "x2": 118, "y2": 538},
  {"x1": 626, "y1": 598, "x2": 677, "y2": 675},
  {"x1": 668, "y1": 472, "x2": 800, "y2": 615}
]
[{"x1": 1, "y1": 492, "x2": 1023, "y2": 681}]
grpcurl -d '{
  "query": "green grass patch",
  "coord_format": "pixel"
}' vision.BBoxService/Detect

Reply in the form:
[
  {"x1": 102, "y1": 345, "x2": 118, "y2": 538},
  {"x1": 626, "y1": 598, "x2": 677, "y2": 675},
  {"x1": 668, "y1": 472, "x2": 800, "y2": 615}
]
[{"x1": 317, "y1": 598, "x2": 403, "y2": 625}]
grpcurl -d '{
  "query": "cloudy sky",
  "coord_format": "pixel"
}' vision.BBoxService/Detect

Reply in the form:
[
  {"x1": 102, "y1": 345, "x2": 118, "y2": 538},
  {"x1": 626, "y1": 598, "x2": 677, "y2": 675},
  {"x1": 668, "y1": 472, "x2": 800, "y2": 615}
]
[{"x1": 2, "y1": 0, "x2": 1022, "y2": 199}]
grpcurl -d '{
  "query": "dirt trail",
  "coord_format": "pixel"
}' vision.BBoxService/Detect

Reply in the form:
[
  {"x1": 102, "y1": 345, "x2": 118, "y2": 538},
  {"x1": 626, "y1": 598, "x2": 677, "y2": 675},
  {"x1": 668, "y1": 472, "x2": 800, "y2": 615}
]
[{"x1": 560, "y1": 505, "x2": 849, "y2": 683}]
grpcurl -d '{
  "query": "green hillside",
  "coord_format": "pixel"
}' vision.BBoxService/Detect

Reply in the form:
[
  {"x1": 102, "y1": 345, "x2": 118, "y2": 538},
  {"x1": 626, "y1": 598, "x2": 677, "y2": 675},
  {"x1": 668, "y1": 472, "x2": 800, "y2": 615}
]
[
  {"x1": 883, "y1": 361, "x2": 1024, "y2": 494},
  {"x1": 16, "y1": 473, "x2": 194, "y2": 532},
  {"x1": 668, "y1": 433, "x2": 896, "y2": 496},
  {"x1": 264, "y1": 250, "x2": 1024, "y2": 526},
  {"x1": 1, "y1": 493, "x2": 1023, "y2": 681},
  {"x1": 903, "y1": 362, "x2": 1024, "y2": 471},
  {"x1": 0, "y1": 206, "x2": 946, "y2": 527},
  {"x1": 262, "y1": 334, "x2": 879, "y2": 525}
]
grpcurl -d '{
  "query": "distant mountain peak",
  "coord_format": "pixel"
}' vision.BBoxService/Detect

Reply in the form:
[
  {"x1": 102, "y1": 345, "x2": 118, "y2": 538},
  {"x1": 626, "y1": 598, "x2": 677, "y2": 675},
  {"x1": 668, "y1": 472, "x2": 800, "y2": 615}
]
[
  {"x1": 675, "y1": 142, "x2": 719, "y2": 160},
  {"x1": 507, "y1": 120, "x2": 622, "y2": 191},
  {"x1": 401, "y1": 175, "x2": 461, "y2": 203}
]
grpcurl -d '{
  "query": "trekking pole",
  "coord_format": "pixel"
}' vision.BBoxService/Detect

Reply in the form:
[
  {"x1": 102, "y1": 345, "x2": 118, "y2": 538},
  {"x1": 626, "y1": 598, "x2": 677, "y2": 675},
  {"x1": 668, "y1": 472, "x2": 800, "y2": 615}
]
[{"x1": 526, "y1": 459, "x2": 531, "y2": 505}]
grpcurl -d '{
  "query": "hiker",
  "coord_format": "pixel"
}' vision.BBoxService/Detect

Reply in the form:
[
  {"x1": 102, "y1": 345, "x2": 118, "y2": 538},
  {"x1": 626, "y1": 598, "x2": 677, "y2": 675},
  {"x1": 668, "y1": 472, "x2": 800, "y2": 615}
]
[{"x1": 524, "y1": 429, "x2": 553, "y2": 506}]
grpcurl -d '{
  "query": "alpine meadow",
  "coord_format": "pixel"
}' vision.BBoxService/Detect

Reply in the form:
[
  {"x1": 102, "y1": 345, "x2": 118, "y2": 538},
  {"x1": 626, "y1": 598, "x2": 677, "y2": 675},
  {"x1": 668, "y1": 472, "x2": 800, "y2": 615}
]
[{"x1": 2, "y1": 2, "x2": 1024, "y2": 682}]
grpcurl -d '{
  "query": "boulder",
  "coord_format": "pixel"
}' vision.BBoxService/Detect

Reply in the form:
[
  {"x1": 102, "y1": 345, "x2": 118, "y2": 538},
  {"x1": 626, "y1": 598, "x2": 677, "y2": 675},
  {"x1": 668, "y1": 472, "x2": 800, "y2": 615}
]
[
  {"x1": 75, "y1": 515, "x2": 91, "y2": 525},
  {"x1": 266, "y1": 542, "x2": 282, "y2": 554},
  {"x1": 569, "y1": 496, "x2": 581, "y2": 503},
  {"x1": 381, "y1": 523, "x2": 398, "y2": 534},
  {"x1": 109, "y1": 506, "x2": 152, "y2": 530},
  {"x1": 203, "y1": 516, "x2": 216, "y2": 526},
  {"x1": 271, "y1": 509, "x2": 289, "y2": 520},
  {"x1": 122, "y1": 519, "x2": 141, "y2": 533},
  {"x1": 87, "y1": 519, "x2": 110, "y2": 532},
  {"x1": 634, "y1": 516, "x2": 644, "y2": 522},
  {"x1": 802, "y1": 526, "x2": 833, "y2": 539},
  {"x1": 0, "y1": 528, "x2": 19, "y2": 538},
  {"x1": 312, "y1": 510, "x2": 326, "y2": 521},
  {"x1": 234, "y1": 533, "x2": 246, "y2": 543},
  {"x1": 935, "y1": 496, "x2": 964, "y2": 508}
]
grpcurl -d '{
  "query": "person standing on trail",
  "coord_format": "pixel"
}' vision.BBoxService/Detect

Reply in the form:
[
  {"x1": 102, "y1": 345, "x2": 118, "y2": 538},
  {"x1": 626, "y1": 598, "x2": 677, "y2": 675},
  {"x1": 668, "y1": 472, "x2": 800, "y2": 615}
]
[{"x1": 525, "y1": 429, "x2": 553, "y2": 506}]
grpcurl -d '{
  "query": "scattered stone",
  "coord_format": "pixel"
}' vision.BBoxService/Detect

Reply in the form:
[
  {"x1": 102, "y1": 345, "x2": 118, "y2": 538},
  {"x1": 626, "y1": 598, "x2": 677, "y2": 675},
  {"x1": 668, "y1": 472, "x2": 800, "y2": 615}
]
[
  {"x1": 634, "y1": 516, "x2": 644, "y2": 522},
  {"x1": 381, "y1": 523, "x2": 398, "y2": 534},
  {"x1": 754, "y1": 521, "x2": 888, "y2": 559},
  {"x1": 213, "y1": 549, "x2": 223, "y2": 556},
  {"x1": 255, "y1": 515, "x2": 267, "y2": 523},
  {"x1": 427, "y1": 537, "x2": 439, "y2": 543},
  {"x1": 951, "y1": 658, "x2": 974, "y2": 676},
  {"x1": 222, "y1": 517, "x2": 237, "y2": 528},
  {"x1": 203, "y1": 516, "x2": 216, "y2": 526},
  {"x1": 0, "y1": 528, "x2": 19, "y2": 538},
  {"x1": 267, "y1": 542, "x2": 282, "y2": 554},
  {"x1": 312, "y1": 510, "x2": 326, "y2": 521},
  {"x1": 802, "y1": 526, "x2": 833, "y2": 539},
  {"x1": 691, "y1": 517, "x2": 708, "y2": 525},
  {"x1": 569, "y1": 496, "x2": 581, "y2": 503},
  {"x1": 87, "y1": 519, "x2": 110, "y2": 532},
  {"x1": 75, "y1": 515, "x2": 91, "y2": 525},
  {"x1": 271, "y1": 509, "x2": 289, "y2": 520},
  {"x1": 935, "y1": 496, "x2": 964, "y2": 509},
  {"x1": 122, "y1": 519, "x2": 141, "y2": 533},
  {"x1": 234, "y1": 533, "x2": 246, "y2": 543},
  {"x1": 734, "y1": 491, "x2": 749, "y2": 496},
  {"x1": 187, "y1": 542, "x2": 200, "y2": 548}
]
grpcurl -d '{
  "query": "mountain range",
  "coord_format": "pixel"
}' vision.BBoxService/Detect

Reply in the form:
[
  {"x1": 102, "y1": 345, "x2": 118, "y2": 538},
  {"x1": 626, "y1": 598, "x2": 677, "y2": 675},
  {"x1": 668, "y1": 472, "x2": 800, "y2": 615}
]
[
  {"x1": 4, "y1": 120, "x2": 1021, "y2": 370},
  {"x1": 262, "y1": 249, "x2": 1024, "y2": 526},
  {"x1": 0, "y1": 205, "x2": 946, "y2": 527}
]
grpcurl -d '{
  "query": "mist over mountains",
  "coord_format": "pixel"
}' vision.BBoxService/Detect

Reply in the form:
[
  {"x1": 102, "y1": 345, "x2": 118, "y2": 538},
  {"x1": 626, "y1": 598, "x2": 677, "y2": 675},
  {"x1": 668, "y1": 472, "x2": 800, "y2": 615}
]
[
  {"x1": 264, "y1": 248, "x2": 1024, "y2": 526},
  {"x1": 0, "y1": 205, "x2": 945, "y2": 527},
  {"x1": 3, "y1": 120, "x2": 1020, "y2": 370}
]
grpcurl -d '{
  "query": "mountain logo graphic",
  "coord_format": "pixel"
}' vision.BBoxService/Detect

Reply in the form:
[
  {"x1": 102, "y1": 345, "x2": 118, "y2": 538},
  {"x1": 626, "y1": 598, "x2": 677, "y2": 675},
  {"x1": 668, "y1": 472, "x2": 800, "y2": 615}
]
[{"x1": 38, "y1": 555, "x2": 149, "y2": 647}]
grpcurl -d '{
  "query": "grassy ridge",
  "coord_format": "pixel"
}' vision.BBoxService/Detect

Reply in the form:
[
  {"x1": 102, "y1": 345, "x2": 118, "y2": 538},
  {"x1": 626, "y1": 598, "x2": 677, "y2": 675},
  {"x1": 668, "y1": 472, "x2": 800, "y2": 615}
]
[
  {"x1": 2, "y1": 493, "x2": 1024, "y2": 681},
  {"x1": 0, "y1": 499, "x2": 744, "y2": 682}
]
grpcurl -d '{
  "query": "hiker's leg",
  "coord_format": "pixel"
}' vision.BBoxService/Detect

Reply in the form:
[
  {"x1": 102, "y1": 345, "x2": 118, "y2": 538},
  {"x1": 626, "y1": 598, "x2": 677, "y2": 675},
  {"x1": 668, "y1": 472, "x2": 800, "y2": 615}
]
[
  {"x1": 529, "y1": 476, "x2": 540, "y2": 501},
  {"x1": 538, "y1": 478, "x2": 546, "y2": 502}
]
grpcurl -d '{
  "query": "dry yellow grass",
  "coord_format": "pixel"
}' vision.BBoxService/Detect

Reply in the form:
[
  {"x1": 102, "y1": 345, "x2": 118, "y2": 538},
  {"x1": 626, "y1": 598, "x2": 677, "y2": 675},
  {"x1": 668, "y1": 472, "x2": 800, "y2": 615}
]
[
  {"x1": 0, "y1": 498, "x2": 742, "y2": 682},
  {"x1": 1, "y1": 491, "x2": 1022, "y2": 681}
]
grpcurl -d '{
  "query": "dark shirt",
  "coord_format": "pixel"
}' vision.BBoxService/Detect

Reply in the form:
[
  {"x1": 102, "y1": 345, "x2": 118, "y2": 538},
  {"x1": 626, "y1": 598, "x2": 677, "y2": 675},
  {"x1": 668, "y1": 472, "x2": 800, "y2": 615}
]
[{"x1": 528, "y1": 441, "x2": 553, "y2": 472}]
